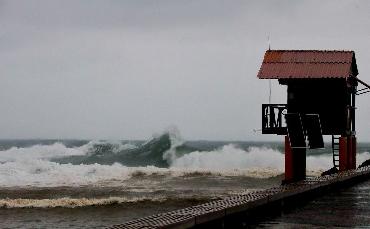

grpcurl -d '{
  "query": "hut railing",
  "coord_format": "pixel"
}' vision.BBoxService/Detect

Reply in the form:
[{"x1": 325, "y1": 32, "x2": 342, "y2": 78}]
[{"x1": 262, "y1": 104, "x2": 287, "y2": 135}]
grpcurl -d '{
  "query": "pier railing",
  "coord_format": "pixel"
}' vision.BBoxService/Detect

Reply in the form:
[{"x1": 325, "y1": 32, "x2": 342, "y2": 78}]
[{"x1": 262, "y1": 104, "x2": 287, "y2": 135}]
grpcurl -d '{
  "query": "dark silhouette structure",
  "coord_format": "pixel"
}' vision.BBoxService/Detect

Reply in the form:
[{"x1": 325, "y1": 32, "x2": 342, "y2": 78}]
[{"x1": 258, "y1": 50, "x2": 369, "y2": 182}]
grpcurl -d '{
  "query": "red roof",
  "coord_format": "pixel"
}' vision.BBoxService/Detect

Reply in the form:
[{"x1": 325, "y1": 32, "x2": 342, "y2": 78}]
[{"x1": 257, "y1": 50, "x2": 358, "y2": 79}]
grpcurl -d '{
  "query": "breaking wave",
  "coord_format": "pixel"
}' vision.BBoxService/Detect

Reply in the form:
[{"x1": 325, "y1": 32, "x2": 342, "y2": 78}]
[
  {"x1": 1, "y1": 127, "x2": 369, "y2": 187},
  {"x1": 170, "y1": 145, "x2": 284, "y2": 170}
]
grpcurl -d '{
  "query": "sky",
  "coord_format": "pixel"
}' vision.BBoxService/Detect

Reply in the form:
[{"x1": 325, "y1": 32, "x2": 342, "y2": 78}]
[{"x1": 1, "y1": 0, "x2": 370, "y2": 141}]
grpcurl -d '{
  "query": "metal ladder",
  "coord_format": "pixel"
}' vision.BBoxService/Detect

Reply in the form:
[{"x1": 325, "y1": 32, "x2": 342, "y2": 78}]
[{"x1": 332, "y1": 135, "x2": 340, "y2": 169}]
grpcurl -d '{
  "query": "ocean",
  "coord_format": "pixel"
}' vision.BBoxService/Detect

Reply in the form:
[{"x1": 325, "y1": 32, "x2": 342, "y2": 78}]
[{"x1": 1, "y1": 129, "x2": 370, "y2": 228}]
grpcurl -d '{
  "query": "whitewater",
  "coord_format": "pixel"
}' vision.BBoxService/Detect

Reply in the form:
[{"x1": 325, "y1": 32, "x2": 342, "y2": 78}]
[
  {"x1": 1, "y1": 129, "x2": 370, "y2": 228},
  {"x1": 1, "y1": 129, "x2": 370, "y2": 188}
]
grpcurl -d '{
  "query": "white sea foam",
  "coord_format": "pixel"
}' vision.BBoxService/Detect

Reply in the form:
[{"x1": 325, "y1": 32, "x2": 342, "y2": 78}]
[
  {"x1": 0, "y1": 140, "x2": 136, "y2": 163},
  {"x1": 0, "y1": 196, "x2": 167, "y2": 208},
  {"x1": 162, "y1": 127, "x2": 185, "y2": 164},
  {"x1": 306, "y1": 151, "x2": 370, "y2": 175},
  {"x1": 1, "y1": 132, "x2": 369, "y2": 187},
  {"x1": 112, "y1": 142, "x2": 137, "y2": 153},
  {"x1": 169, "y1": 143, "x2": 370, "y2": 177},
  {"x1": 0, "y1": 143, "x2": 87, "y2": 163},
  {"x1": 163, "y1": 131, "x2": 283, "y2": 178},
  {"x1": 170, "y1": 145, "x2": 284, "y2": 170},
  {"x1": 0, "y1": 141, "x2": 159, "y2": 187},
  {"x1": 0, "y1": 159, "x2": 281, "y2": 187}
]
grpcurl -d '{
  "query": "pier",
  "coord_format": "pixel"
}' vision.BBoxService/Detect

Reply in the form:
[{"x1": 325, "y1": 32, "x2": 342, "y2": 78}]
[{"x1": 109, "y1": 165, "x2": 370, "y2": 228}]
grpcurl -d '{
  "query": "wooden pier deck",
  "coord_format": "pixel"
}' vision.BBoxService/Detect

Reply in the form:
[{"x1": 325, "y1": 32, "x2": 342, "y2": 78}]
[{"x1": 108, "y1": 166, "x2": 370, "y2": 229}]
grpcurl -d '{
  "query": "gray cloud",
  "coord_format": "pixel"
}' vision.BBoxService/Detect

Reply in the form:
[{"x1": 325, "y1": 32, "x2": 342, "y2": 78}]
[{"x1": 0, "y1": 0, "x2": 370, "y2": 141}]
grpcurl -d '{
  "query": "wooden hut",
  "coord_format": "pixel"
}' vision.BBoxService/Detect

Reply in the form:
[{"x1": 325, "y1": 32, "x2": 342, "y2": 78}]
[{"x1": 257, "y1": 50, "x2": 368, "y2": 182}]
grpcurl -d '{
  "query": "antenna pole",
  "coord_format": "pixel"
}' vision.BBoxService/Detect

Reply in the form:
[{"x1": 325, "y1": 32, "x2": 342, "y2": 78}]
[{"x1": 269, "y1": 79, "x2": 272, "y2": 104}]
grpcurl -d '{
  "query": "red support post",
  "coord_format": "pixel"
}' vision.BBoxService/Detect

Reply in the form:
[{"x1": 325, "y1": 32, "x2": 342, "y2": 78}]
[
  {"x1": 339, "y1": 137, "x2": 348, "y2": 171},
  {"x1": 339, "y1": 136, "x2": 357, "y2": 171},
  {"x1": 353, "y1": 136, "x2": 357, "y2": 169},
  {"x1": 284, "y1": 135, "x2": 306, "y2": 183},
  {"x1": 348, "y1": 136, "x2": 357, "y2": 169},
  {"x1": 285, "y1": 136, "x2": 293, "y2": 182}
]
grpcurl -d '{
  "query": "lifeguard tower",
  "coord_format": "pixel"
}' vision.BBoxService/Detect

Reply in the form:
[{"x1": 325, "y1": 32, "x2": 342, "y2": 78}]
[{"x1": 258, "y1": 50, "x2": 370, "y2": 183}]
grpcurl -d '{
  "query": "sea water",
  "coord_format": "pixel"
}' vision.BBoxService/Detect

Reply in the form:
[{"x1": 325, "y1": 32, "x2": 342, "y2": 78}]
[{"x1": 1, "y1": 129, "x2": 370, "y2": 228}]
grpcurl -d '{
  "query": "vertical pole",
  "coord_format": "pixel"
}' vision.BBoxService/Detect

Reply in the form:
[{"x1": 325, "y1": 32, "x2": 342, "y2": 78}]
[
  {"x1": 339, "y1": 136, "x2": 357, "y2": 171},
  {"x1": 352, "y1": 91, "x2": 356, "y2": 133},
  {"x1": 352, "y1": 83, "x2": 357, "y2": 169},
  {"x1": 284, "y1": 136, "x2": 306, "y2": 183},
  {"x1": 348, "y1": 136, "x2": 356, "y2": 169},
  {"x1": 352, "y1": 136, "x2": 357, "y2": 169},
  {"x1": 346, "y1": 105, "x2": 351, "y2": 136},
  {"x1": 348, "y1": 137, "x2": 353, "y2": 170},
  {"x1": 339, "y1": 137, "x2": 348, "y2": 171},
  {"x1": 284, "y1": 136, "x2": 293, "y2": 182}
]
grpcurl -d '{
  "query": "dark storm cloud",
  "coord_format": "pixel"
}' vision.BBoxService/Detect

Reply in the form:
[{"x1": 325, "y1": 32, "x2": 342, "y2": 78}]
[{"x1": 0, "y1": 0, "x2": 370, "y2": 141}]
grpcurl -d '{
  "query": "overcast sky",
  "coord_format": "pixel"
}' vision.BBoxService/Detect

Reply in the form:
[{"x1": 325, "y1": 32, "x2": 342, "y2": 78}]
[{"x1": 1, "y1": 0, "x2": 370, "y2": 141}]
